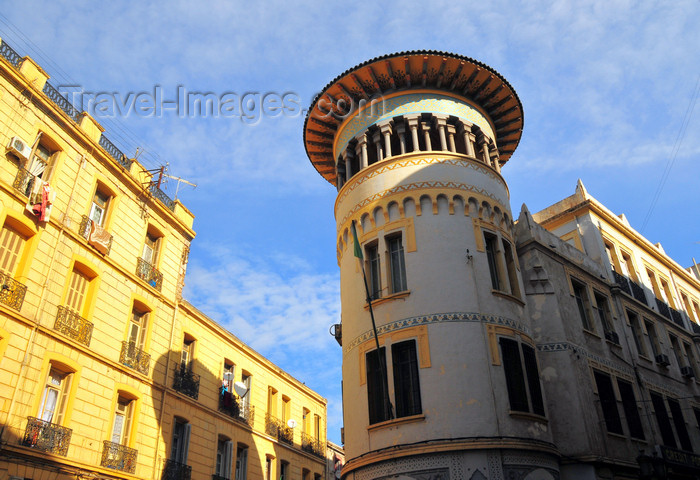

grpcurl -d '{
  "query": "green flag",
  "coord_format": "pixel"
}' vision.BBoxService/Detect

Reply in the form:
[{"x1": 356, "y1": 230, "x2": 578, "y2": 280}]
[{"x1": 351, "y1": 220, "x2": 363, "y2": 260}]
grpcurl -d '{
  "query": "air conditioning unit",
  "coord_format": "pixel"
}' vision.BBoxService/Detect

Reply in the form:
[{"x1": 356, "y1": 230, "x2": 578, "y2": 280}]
[
  {"x1": 7, "y1": 136, "x2": 32, "y2": 159},
  {"x1": 604, "y1": 330, "x2": 619, "y2": 344},
  {"x1": 681, "y1": 366, "x2": 695, "y2": 378},
  {"x1": 655, "y1": 354, "x2": 671, "y2": 366}
]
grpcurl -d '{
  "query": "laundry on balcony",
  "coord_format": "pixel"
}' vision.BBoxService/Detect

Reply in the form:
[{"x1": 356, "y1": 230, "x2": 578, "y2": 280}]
[
  {"x1": 87, "y1": 220, "x2": 112, "y2": 254},
  {"x1": 26, "y1": 180, "x2": 55, "y2": 222}
]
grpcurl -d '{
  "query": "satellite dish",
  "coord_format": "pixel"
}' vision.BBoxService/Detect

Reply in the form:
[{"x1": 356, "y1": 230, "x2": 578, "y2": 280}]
[
  {"x1": 233, "y1": 381, "x2": 249, "y2": 397},
  {"x1": 287, "y1": 419, "x2": 297, "y2": 429}
]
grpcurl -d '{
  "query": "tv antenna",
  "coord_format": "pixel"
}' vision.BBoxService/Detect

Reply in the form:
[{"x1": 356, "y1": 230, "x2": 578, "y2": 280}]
[{"x1": 148, "y1": 163, "x2": 197, "y2": 200}]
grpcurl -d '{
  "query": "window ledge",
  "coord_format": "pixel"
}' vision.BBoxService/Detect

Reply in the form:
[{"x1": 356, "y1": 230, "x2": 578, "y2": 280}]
[
  {"x1": 606, "y1": 431, "x2": 629, "y2": 440},
  {"x1": 491, "y1": 290, "x2": 525, "y2": 306},
  {"x1": 367, "y1": 413, "x2": 425, "y2": 432},
  {"x1": 364, "y1": 290, "x2": 411, "y2": 309},
  {"x1": 508, "y1": 411, "x2": 548, "y2": 423},
  {"x1": 605, "y1": 339, "x2": 622, "y2": 348},
  {"x1": 582, "y1": 329, "x2": 601, "y2": 340}
]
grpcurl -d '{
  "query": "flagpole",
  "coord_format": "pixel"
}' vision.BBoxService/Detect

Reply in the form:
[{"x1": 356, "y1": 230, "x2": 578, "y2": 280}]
[{"x1": 352, "y1": 221, "x2": 394, "y2": 421}]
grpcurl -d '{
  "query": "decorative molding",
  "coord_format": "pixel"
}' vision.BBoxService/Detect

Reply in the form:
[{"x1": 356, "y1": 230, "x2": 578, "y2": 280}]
[{"x1": 345, "y1": 312, "x2": 529, "y2": 354}]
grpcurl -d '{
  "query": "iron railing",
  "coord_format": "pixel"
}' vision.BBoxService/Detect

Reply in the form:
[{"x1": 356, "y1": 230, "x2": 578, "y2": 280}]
[
  {"x1": 173, "y1": 365, "x2": 200, "y2": 400},
  {"x1": 656, "y1": 298, "x2": 672, "y2": 320},
  {"x1": 218, "y1": 388, "x2": 255, "y2": 427},
  {"x1": 162, "y1": 459, "x2": 192, "y2": 480},
  {"x1": 671, "y1": 307, "x2": 685, "y2": 328},
  {"x1": 136, "y1": 257, "x2": 163, "y2": 291},
  {"x1": 101, "y1": 440, "x2": 137, "y2": 473},
  {"x1": 43, "y1": 82, "x2": 80, "y2": 123},
  {"x1": 120, "y1": 341, "x2": 150, "y2": 375},
  {"x1": 0, "y1": 39, "x2": 22, "y2": 68},
  {"x1": 13, "y1": 166, "x2": 35, "y2": 197},
  {"x1": 55, "y1": 306, "x2": 93, "y2": 346},
  {"x1": 22, "y1": 416, "x2": 72, "y2": 456},
  {"x1": 301, "y1": 432, "x2": 325, "y2": 458},
  {"x1": 0, "y1": 271, "x2": 27, "y2": 311},
  {"x1": 79, "y1": 215, "x2": 113, "y2": 255},
  {"x1": 150, "y1": 184, "x2": 176, "y2": 211},
  {"x1": 265, "y1": 413, "x2": 293, "y2": 445},
  {"x1": 612, "y1": 271, "x2": 631, "y2": 295},
  {"x1": 99, "y1": 134, "x2": 132, "y2": 169},
  {"x1": 692, "y1": 322, "x2": 700, "y2": 335},
  {"x1": 612, "y1": 271, "x2": 648, "y2": 305},
  {"x1": 630, "y1": 280, "x2": 647, "y2": 304}
]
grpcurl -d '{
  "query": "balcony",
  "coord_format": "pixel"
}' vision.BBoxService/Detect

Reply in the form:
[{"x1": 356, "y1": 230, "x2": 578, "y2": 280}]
[
  {"x1": 150, "y1": 184, "x2": 176, "y2": 211},
  {"x1": 0, "y1": 39, "x2": 22, "y2": 68},
  {"x1": 22, "y1": 416, "x2": 72, "y2": 456},
  {"x1": 301, "y1": 432, "x2": 325, "y2": 458},
  {"x1": 120, "y1": 341, "x2": 151, "y2": 375},
  {"x1": 173, "y1": 365, "x2": 200, "y2": 400},
  {"x1": 43, "y1": 82, "x2": 80, "y2": 123},
  {"x1": 136, "y1": 257, "x2": 163, "y2": 291},
  {"x1": 54, "y1": 306, "x2": 93, "y2": 347},
  {"x1": 79, "y1": 215, "x2": 113, "y2": 255},
  {"x1": 99, "y1": 134, "x2": 132, "y2": 169},
  {"x1": 629, "y1": 280, "x2": 647, "y2": 304},
  {"x1": 265, "y1": 413, "x2": 293, "y2": 445},
  {"x1": 0, "y1": 271, "x2": 27, "y2": 311},
  {"x1": 671, "y1": 307, "x2": 685, "y2": 328},
  {"x1": 218, "y1": 388, "x2": 255, "y2": 427},
  {"x1": 612, "y1": 271, "x2": 647, "y2": 305},
  {"x1": 162, "y1": 459, "x2": 192, "y2": 480},
  {"x1": 101, "y1": 440, "x2": 137, "y2": 473},
  {"x1": 13, "y1": 166, "x2": 35, "y2": 197},
  {"x1": 612, "y1": 271, "x2": 631, "y2": 295}
]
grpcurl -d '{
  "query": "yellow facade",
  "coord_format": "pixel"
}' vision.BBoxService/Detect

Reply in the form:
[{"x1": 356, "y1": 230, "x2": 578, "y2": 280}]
[{"x1": 0, "y1": 39, "x2": 327, "y2": 480}]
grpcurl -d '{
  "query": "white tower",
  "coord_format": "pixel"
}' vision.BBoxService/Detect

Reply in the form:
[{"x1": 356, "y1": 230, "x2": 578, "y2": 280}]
[{"x1": 304, "y1": 52, "x2": 559, "y2": 480}]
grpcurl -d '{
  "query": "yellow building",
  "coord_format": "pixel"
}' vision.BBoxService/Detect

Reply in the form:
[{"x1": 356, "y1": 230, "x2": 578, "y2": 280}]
[{"x1": 0, "y1": 38, "x2": 327, "y2": 480}]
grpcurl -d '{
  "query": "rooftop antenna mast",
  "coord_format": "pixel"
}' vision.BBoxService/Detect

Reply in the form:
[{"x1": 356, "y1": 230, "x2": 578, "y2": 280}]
[{"x1": 160, "y1": 163, "x2": 197, "y2": 200}]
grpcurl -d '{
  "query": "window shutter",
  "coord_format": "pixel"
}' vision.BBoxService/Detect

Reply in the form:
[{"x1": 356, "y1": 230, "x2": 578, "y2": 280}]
[
  {"x1": 593, "y1": 371, "x2": 623, "y2": 434},
  {"x1": 651, "y1": 392, "x2": 676, "y2": 447},
  {"x1": 122, "y1": 401, "x2": 133, "y2": 447},
  {"x1": 224, "y1": 440, "x2": 234, "y2": 479},
  {"x1": 668, "y1": 398, "x2": 692, "y2": 451},
  {"x1": 0, "y1": 226, "x2": 24, "y2": 275},
  {"x1": 55, "y1": 373, "x2": 72, "y2": 425},
  {"x1": 522, "y1": 345, "x2": 544, "y2": 416},
  {"x1": 181, "y1": 423, "x2": 191, "y2": 464},
  {"x1": 66, "y1": 270, "x2": 88, "y2": 313}
]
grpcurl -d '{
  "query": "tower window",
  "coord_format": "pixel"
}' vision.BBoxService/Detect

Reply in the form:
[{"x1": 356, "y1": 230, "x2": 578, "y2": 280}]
[
  {"x1": 392, "y1": 340, "x2": 422, "y2": 418},
  {"x1": 387, "y1": 235, "x2": 407, "y2": 293},
  {"x1": 499, "y1": 338, "x2": 545, "y2": 416}
]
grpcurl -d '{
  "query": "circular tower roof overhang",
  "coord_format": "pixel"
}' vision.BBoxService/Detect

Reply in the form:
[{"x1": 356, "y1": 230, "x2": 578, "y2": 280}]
[{"x1": 303, "y1": 51, "x2": 524, "y2": 185}]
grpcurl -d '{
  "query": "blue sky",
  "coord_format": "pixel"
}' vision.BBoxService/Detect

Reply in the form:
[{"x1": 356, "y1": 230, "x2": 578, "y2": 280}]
[{"x1": 2, "y1": 1, "x2": 699, "y2": 445}]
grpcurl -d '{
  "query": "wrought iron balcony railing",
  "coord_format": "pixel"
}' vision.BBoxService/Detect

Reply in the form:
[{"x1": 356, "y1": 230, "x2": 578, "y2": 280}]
[
  {"x1": 218, "y1": 388, "x2": 255, "y2": 427},
  {"x1": 630, "y1": 279, "x2": 647, "y2": 304},
  {"x1": 0, "y1": 271, "x2": 27, "y2": 311},
  {"x1": 43, "y1": 82, "x2": 80, "y2": 123},
  {"x1": 79, "y1": 215, "x2": 113, "y2": 255},
  {"x1": 99, "y1": 134, "x2": 132, "y2": 169},
  {"x1": 612, "y1": 271, "x2": 648, "y2": 305},
  {"x1": 265, "y1": 413, "x2": 293, "y2": 445},
  {"x1": 301, "y1": 432, "x2": 325, "y2": 458},
  {"x1": 671, "y1": 307, "x2": 685, "y2": 328},
  {"x1": 120, "y1": 341, "x2": 151, "y2": 375},
  {"x1": 0, "y1": 39, "x2": 22, "y2": 68},
  {"x1": 13, "y1": 166, "x2": 35, "y2": 197},
  {"x1": 101, "y1": 440, "x2": 137, "y2": 473},
  {"x1": 692, "y1": 322, "x2": 700, "y2": 336},
  {"x1": 162, "y1": 459, "x2": 192, "y2": 480},
  {"x1": 22, "y1": 416, "x2": 72, "y2": 456},
  {"x1": 150, "y1": 184, "x2": 176, "y2": 211},
  {"x1": 55, "y1": 306, "x2": 93, "y2": 347},
  {"x1": 655, "y1": 298, "x2": 672, "y2": 320},
  {"x1": 173, "y1": 365, "x2": 200, "y2": 400},
  {"x1": 136, "y1": 257, "x2": 163, "y2": 291},
  {"x1": 612, "y1": 271, "x2": 631, "y2": 295}
]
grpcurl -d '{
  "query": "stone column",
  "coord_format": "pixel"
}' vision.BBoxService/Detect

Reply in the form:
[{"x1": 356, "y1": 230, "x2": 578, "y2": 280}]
[
  {"x1": 343, "y1": 147, "x2": 354, "y2": 182},
  {"x1": 421, "y1": 122, "x2": 432, "y2": 151},
  {"x1": 434, "y1": 115, "x2": 448, "y2": 151},
  {"x1": 446, "y1": 125, "x2": 457, "y2": 153},
  {"x1": 355, "y1": 133, "x2": 368, "y2": 170},
  {"x1": 458, "y1": 121, "x2": 476, "y2": 157},
  {"x1": 405, "y1": 114, "x2": 421, "y2": 151},
  {"x1": 378, "y1": 121, "x2": 393, "y2": 159},
  {"x1": 372, "y1": 130, "x2": 384, "y2": 162},
  {"x1": 478, "y1": 135, "x2": 491, "y2": 167},
  {"x1": 395, "y1": 121, "x2": 407, "y2": 155}
]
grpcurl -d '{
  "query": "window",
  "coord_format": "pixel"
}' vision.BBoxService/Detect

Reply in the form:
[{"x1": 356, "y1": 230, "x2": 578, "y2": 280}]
[
  {"x1": 684, "y1": 342, "x2": 698, "y2": 377},
  {"x1": 392, "y1": 340, "x2": 422, "y2": 418},
  {"x1": 282, "y1": 396, "x2": 291, "y2": 423},
  {"x1": 38, "y1": 367, "x2": 72, "y2": 425},
  {"x1": 366, "y1": 243, "x2": 381, "y2": 299},
  {"x1": 110, "y1": 396, "x2": 134, "y2": 446},
  {"x1": 142, "y1": 230, "x2": 161, "y2": 266},
  {"x1": 593, "y1": 370, "x2": 623, "y2": 435},
  {"x1": 620, "y1": 251, "x2": 636, "y2": 279},
  {"x1": 240, "y1": 372, "x2": 252, "y2": 409},
  {"x1": 302, "y1": 408, "x2": 310, "y2": 434},
  {"x1": 669, "y1": 334, "x2": 683, "y2": 370},
  {"x1": 65, "y1": 268, "x2": 90, "y2": 314},
  {"x1": 314, "y1": 414, "x2": 320, "y2": 439},
  {"x1": 88, "y1": 188, "x2": 111, "y2": 227},
  {"x1": 267, "y1": 387, "x2": 278, "y2": 417},
  {"x1": 502, "y1": 239, "x2": 520, "y2": 298},
  {"x1": 668, "y1": 398, "x2": 693, "y2": 452},
  {"x1": 279, "y1": 461, "x2": 289, "y2": 480},
  {"x1": 571, "y1": 279, "x2": 593, "y2": 332},
  {"x1": 499, "y1": 338, "x2": 545, "y2": 416},
  {"x1": 128, "y1": 309, "x2": 148, "y2": 350},
  {"x1": 170, "y1": 417, "x2": 191, "y2": 465},
  {"x1": 387, "y1": 235, "x2": 407, "y2": 293},
  {"x1": 366, "y1": 347, "x2": 389, "y2": 424},
  {"x1": 617, "y1": 379, "x2": 645, "y2": 439},
  {"x1": 265, "y1": 455, "x2": 273, "y2": 480},
  {"x1": 644, "y1": 319, "x2": 661, "y2": 359},
  {"x1": 651, "y1": 392, "x2": 676, "y2": 448},
  {"x1": 660, "y1": 278, "x2": 676, "y2": 307},
  {"x1": 627, "y1": 310, "x2": 647, "y2": 357},
  {"x1": 181, "y1": 335, "x2": 195, "y2": 369},
  {"x1": 593, "y1": 292, "x2": 613, "y2": 333},
  {"x1": 484, "y1": 232, "x2": 501, "y2": 291},
  {"x1": 223, "y1": 361, "x2": 235, "y2": 393},
  {"x1": 235, "y1": 444, "x2": 248, "y2": 480},
  {"x1": 26, "y1": 138, "x2": 59, "y2": 185},
  {"x1": 0, "y1": 224, "x2": 26, "y2": 276},
  {"x1": 215, "y1": 437, "x2": 234, "y2": 479}
]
